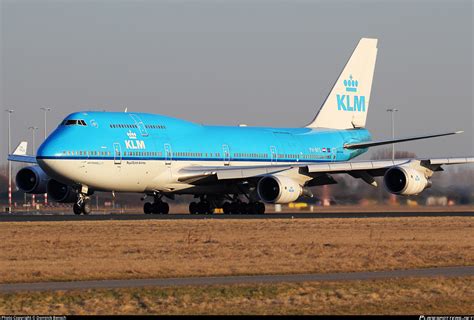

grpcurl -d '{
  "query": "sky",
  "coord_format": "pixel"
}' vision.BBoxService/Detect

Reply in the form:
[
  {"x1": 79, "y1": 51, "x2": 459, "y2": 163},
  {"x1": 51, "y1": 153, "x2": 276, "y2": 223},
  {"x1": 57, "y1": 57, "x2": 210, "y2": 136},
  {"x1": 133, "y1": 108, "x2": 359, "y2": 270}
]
[{"x1": 1, "y1": 0, "x2": 473, "y2": 164}]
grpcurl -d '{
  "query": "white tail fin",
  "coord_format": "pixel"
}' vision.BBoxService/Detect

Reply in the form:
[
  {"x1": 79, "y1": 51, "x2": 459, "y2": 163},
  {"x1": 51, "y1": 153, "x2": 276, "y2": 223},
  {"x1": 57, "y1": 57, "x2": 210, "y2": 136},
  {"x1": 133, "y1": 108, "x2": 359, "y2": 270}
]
[
  {"x1": 307, "y1": 38, "x2": 378, "y2": 129},
  {"x1": 13, "y1": 141, "x2": 28, "y2": 155}
]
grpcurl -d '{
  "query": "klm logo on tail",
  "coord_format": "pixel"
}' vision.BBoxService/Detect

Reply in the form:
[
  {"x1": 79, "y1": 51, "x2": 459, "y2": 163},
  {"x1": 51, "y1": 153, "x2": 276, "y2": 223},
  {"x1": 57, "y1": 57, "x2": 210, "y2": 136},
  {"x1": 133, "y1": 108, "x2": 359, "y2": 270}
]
[{"x1": 337, "y1": 75, "x2": 366, "y2": 112}]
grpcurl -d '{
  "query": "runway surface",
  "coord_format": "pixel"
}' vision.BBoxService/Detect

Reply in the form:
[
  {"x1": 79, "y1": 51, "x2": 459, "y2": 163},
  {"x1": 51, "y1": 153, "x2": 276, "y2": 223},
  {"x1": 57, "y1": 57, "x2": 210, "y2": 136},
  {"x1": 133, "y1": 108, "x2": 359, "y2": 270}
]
[
  {"x1": 1, "y1": 266, "x2": 472, "y2": 293},
  {"x1": 1, "y1": 211, "x2": 473, "y2": 222}
]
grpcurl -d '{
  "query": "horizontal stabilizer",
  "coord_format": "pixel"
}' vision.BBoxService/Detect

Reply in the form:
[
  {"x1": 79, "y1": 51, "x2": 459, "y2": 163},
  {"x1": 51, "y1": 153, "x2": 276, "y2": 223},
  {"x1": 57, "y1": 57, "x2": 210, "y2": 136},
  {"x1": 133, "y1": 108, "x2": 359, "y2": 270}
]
[
  {"x1": 344, "y1": 131, "x2": 463, "y2": 150},
  {"x1": 8, "y1": 154, "x2": 37, "y2": 164}
]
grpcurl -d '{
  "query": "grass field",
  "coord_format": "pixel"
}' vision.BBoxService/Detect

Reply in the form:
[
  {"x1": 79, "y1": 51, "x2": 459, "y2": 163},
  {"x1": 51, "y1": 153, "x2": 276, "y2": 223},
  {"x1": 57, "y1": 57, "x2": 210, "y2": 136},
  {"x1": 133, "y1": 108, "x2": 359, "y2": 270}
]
[
  {"x1": 1, "y1": 217, "x2": 473, "y2": 284},
  {"x1": 1, "y1": 277, "x2": 473, "y2": 314}
]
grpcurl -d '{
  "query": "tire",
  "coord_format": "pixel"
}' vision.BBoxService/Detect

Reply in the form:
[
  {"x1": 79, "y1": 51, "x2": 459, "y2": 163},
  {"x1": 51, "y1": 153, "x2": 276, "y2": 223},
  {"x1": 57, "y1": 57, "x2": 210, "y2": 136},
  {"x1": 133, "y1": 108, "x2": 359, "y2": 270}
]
[
  {"x1": 257, "y1": 202, "x2": 265, "y2": 214},
  {"x1": 248, "y1": 202, "x2": 258, "y2": 215},
  {"x1": 230, "y1": 202, "x2": 240, "y2": 214},
  {"x1": 223, "y1": 202, "x2": 231, "y2": 214},
  {"x1": 242, "y1": 203, "x2": 249, "y2": 214},
  {"x1": 202, "y1": 201, "x2": 214, "y2": 214},
  {"x1": 189, "y1": 202, "x2": 198, "y2": 215},
  {"x1": 161, "y1": 202, "x2": 169, "y2": 214},
  {"x1": 152, "y1": 203, "x2": 161, "y2": 214},
  {"x1": 144, "y1": 202, "x2": 153, "y2": 214},
  {"x1": 236, "y1": 202, "x2": 245, "y2": 214},
  {"x1": 73, "y1": 203, "x2": 82, "y2": 215},
  {"x1": 82, "y1": 202, "x2": 92, "y2": 215},
  {"x1": 198, "y1": 201, "x2": 209, "y2": 215},
  {"x1": 207, "y1": 206, "x2": 215, "y2": 215}
]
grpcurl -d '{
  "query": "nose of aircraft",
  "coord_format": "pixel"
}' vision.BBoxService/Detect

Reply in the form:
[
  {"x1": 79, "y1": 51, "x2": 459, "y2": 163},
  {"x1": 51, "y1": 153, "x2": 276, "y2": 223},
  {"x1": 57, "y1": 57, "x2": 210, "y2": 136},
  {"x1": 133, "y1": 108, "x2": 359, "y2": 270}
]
[
  {"x1": 37, "y1": 134, "x2": 62, "y2": 159},
  {"x1": 36, "y1": 132, "x2": 67, "y2": 181}
]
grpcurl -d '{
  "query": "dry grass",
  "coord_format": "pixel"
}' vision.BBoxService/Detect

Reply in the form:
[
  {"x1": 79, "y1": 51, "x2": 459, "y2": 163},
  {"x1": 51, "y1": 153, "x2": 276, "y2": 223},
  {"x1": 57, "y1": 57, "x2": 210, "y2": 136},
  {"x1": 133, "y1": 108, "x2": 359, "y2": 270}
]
[
  {"x1": 1, "y1": 217, "x2": 473, "y2": 284},
  {"x1": 1, "y1": 277, "x2": 473, "y2": 314}
]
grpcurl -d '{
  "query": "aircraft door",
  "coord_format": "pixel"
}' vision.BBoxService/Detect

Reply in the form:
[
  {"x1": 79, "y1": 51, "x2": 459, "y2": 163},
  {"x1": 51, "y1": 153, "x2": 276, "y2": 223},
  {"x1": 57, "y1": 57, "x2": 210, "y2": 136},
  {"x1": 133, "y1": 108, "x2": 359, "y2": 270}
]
[
  {"x1": 129, "y1": 114, "x2": 149, "y2": 137},
  {"x1": 222, "y1": 144, "x2": 230, "y2": 166},
  {"x1": 113, "y1": 143, "x2": 122, "y2": 165},
  {"x1": 164, "y1": 143, "x2": 172, "y2": 166},
  {"x1": 331, "y1": 147, "x2": 337, "y2": 162},
  {"x1": 270, "y1": 146, "x2": 277, "y2": 165}
]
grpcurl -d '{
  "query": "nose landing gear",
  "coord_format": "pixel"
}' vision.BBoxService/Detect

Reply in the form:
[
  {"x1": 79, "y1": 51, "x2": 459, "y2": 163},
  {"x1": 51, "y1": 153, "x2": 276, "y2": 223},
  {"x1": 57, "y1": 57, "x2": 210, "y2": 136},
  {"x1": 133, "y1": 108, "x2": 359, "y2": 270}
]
[{"x1": 73, "y1": 193, "x2": 92, "y2": 215}]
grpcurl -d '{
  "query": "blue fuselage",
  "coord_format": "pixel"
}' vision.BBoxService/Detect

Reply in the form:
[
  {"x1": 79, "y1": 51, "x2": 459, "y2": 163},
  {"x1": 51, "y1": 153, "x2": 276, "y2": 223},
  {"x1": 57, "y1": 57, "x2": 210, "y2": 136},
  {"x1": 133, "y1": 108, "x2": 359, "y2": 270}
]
[{"x1": 37, "y1": 112, "x2": 371, "y2": 165}]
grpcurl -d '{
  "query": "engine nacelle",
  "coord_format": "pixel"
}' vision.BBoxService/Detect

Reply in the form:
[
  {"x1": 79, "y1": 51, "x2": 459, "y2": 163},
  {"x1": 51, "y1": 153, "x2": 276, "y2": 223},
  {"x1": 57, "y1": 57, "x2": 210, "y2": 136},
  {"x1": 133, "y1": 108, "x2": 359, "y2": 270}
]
[
  {"x1": 383, "y1": 166, "x2": 431, "y2": 196},
  {"x1": 16, "y1": 166, "x2": 50, "y2": 194},
  {"x1": 257, "y1": 175, "x2": 303, "y2": 203},
  {"x1": 47, "y1": 179, "x2": 77, "y2": 203}
]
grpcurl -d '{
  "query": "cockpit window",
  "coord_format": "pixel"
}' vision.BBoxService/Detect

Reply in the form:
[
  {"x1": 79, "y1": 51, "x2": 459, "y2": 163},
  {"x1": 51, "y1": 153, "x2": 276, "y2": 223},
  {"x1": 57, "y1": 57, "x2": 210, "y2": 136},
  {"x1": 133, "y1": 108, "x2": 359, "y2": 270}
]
[{"x1": 62, "y1": 119, "x2": 87, "y2": 126}]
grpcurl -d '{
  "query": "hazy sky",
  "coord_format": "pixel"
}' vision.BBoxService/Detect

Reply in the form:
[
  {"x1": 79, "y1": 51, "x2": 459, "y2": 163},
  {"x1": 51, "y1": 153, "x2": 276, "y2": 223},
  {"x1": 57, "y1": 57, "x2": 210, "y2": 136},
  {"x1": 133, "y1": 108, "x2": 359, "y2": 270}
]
[{"x1": 1, "y1": 0, "x2": 473, "y2": 164}]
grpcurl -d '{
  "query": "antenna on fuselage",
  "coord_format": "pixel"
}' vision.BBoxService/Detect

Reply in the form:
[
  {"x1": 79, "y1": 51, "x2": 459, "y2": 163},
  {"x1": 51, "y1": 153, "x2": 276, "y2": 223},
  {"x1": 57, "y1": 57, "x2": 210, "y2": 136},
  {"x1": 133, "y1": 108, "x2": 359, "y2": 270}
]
[{"x1": 124, "y1": 107, "x2": 128, "y2": 113}]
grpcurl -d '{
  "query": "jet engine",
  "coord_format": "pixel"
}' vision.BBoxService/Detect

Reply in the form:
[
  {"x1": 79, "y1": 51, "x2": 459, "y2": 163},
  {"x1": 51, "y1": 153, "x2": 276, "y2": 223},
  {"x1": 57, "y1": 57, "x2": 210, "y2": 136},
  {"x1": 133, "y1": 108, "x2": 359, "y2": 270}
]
[
  {"x1": 257, "y1": 175, "x2": 303, "y2": 203},
  {"x1": 15, "y1": 166, "x2": 50, "y2": 194},
  {"x1": 47, "y1": 179, "x2": 77, "y2": 203},
  {"x1": 383, "y1": 166, "x2": 431, "y2": 196}
]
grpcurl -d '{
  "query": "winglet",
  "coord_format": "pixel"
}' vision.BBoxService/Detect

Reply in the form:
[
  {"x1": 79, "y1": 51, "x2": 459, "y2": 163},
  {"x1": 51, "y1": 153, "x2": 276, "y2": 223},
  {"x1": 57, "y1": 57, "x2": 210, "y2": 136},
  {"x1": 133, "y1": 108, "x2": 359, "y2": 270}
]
[{"x1": 13, "y1": 141, "x2": 28, "y2": 155}]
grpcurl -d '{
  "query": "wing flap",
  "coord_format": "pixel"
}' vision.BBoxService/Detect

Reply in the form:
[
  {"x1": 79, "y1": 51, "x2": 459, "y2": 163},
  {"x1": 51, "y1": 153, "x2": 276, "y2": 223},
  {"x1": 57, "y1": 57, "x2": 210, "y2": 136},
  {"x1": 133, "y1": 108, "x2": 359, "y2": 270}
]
[
  {"x1": 178, "y1": 165, "x2": 293, "y2": 184},
  {"x1": 427, "y1": 157, "x2": 474, "y2": 165},
  {"x1": 307, "y1": 159, "x2": 409, "y2": 173}
]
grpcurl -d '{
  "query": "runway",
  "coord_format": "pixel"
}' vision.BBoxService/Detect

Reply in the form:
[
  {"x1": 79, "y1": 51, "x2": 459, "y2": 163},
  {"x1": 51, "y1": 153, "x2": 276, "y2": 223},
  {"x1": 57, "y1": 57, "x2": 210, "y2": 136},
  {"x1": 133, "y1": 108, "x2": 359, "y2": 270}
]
[
  {"x1": 1, "y1": 211, "x2": 473, "y2": 222},
  {"x1": 1, "y1": 266, "x2": 472, "y2": 293}
]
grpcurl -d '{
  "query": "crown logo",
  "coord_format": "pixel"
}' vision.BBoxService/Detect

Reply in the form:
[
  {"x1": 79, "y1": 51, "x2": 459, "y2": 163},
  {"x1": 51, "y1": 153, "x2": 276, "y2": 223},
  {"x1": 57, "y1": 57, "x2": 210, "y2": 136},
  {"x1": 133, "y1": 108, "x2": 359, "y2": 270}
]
[
  {"x1": 127, "y1": 130, "x2": 137, "y2": 139},
  {"x1": 343, "y1": 75, "x2": 358, "y2": 93}
]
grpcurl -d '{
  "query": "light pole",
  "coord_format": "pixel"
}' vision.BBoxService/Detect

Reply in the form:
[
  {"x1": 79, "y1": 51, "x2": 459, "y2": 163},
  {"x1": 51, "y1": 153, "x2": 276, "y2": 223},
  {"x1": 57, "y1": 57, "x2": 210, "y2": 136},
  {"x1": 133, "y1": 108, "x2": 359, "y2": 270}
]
[
  {"x1": 5, "y1": 109, "x2": 14, "y2": 212},
  {"x1": 40, "y1": 107, "x2": 51, "y2": 140},
  {"x1": 40, "y1": 107, "x2": 51, "y2": 206},
  {"x1": 28, "y1": 126, "x2": 39, "y2": 153},
  {"x1": 28, "y1": 126, "x2": 38, "y2": 207},
  {"x1": 386, "y1": 108, "x2": 398, "y2": 160}
]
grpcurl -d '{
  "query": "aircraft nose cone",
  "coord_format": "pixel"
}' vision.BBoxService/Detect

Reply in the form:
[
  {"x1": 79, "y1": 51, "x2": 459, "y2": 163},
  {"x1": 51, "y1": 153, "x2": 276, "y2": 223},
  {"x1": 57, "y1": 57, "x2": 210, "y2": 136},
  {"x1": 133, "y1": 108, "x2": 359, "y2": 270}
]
[
  {"x1": 37, "y1": 136, "x2": 61, "y2": 159},
  {"x1": 36, "y1": 136, "x2": 65, "y2": 180}
]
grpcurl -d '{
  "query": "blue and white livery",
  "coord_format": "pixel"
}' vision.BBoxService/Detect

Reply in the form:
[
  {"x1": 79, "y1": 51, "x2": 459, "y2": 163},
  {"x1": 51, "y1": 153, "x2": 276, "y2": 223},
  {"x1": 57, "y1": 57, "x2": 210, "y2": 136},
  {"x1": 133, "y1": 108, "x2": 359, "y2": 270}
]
[{"x1": 9, "y1": 38, "x2": 474, "y2": 215}]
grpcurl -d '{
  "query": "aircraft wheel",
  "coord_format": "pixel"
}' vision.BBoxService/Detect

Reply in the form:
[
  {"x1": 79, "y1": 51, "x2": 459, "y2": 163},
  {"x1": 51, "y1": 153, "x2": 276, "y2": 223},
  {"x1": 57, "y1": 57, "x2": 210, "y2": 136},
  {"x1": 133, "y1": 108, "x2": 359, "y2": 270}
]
[
  {"x1": 82, "y1": 201, "x2": 92, "y2": 215},
  {"x1": 207, "y1": 205, "x2": 215, "y2": 215},
  {"x1": 152, "y1": 203, "x2": 161, "y2": 214},
  {"x1": 229, "y1": 202, "x2": 237, "y2": 214},
  {"x1": 223, "y1": 202, "x2": 231, "y2": 214},
  {"x1": 73, "y1": 203, "x2": 82, "y2": 215},
  {"x1": 248, "y1": 202, "x2": 258, "y2": 215},
  {"x1": 257, "y1": 202, "x2": 266, "y2": 214},
  {"x1": 189, "y1": 202, "x2": 198, "y2": 215},
  {"x1": 161, "y1": 202, "x2": 169, "y2": 214},
  {"x1": 198, "y1": 201, "x2": 209, "y2": 214},
  {"x1": 144, "y1": 202, "x2": 153, "y2": 214}
]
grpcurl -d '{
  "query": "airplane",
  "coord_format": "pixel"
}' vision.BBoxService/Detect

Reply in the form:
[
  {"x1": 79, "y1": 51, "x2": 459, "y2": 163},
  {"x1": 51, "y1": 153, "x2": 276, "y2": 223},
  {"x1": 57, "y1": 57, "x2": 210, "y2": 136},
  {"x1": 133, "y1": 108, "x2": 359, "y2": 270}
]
[{"x1": 8, "y1": 38, "x2": 474, "y2": 215}]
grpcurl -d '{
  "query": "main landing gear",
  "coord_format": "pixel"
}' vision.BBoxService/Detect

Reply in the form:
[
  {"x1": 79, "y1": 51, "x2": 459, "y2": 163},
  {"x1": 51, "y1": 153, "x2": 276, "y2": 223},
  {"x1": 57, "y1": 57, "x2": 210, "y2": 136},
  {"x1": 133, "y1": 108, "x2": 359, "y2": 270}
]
[
  {"x1": 188, "y1": 197, "x2": 265, "y2": 215},
  {"x1": 222, "y1": 201, "x2": 265, "y2": 215},
  {"x1": 143, "y1": 194, "x2": 169, "y2": 214},
  {"x1": 189, "y1": 200, "x2": 215, "y2": 215}
]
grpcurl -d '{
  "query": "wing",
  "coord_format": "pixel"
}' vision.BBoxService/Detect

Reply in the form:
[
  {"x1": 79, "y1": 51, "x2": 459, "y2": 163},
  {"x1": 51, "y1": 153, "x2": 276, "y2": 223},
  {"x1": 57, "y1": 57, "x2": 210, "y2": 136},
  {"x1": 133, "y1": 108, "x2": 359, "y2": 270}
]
[
  {"x1": 7, "y1": 141, "x2": 37, "y2": 164},
  {"x1": 177, "y1": 164, "x2": 294, "y2": 184},
  {"x1": 177, "y1": 157, "x2": 474, "y2": 186},
  {"x1": 344, "y1": 131, "x2": 463, "y2": 149}
]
